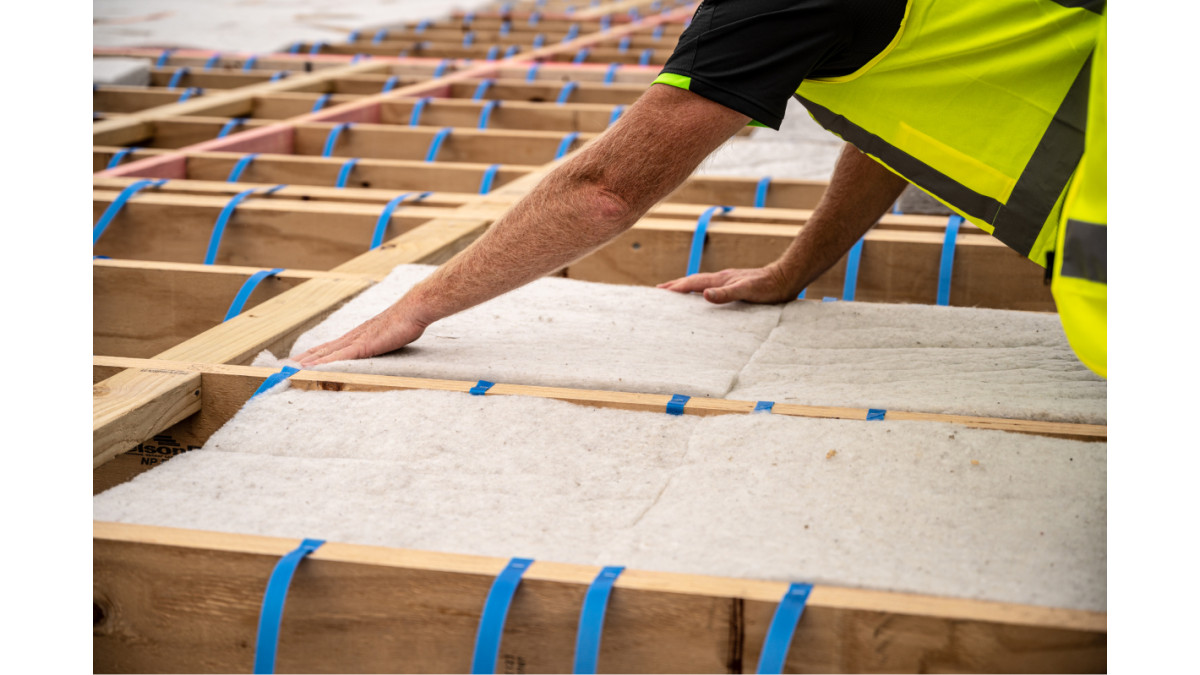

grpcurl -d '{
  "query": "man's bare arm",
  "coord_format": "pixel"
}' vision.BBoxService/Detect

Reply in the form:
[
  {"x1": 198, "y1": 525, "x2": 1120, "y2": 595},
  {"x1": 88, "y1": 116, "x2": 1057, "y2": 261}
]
[
  {"x1": 658, "y1": 143, "x2": 910, "y2": 303},
  {"x1": 296, "y1": 84, "x2": 750, "y2": 366}
]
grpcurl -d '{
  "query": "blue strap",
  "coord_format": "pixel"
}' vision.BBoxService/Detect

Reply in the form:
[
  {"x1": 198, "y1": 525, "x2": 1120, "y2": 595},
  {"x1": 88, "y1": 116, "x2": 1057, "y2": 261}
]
[
  {"x1": 472, "y1": 79, "x2": 494, "y2": 101},
  {"x1": 638, "y1": 48, "x2": 654, "y2": 66},
  {"x1": 409, "y1": 97, "x2": 431, "y2": 126},
  {"x1": 321, "y1": 122, "x2": 352, "y2": 157},
  {"x1": 470, "y1": 380, "x2": 495, "y2": 396},
  {"x1": 485, "y1": 45, "x2": 499, "y2": 61},
  {"x1": 382, "y1": 75, "x2": 399, "y2": 93},
  {"x1": 335, "y1": 157, "x2": 360, "y2": 188},
  {"x1": 572, "y1": 48, "x2": 590, "y2": 64},
  {"x1": 477, "y1": 100, "x2": 500, "y2": 129},
  {"x1": 309, "y1": 41, "x2": 327, "y2": 55},
  {"x1": 242, "y1": 54, "x2": 259, "y2": 71},
  {"x1": 348, "y1": 29, "x2": 361, "y2": 42},
  {"x1": 415, "y1": 19, "x2": 431, "y2": 33},
  {"x1": 607, "y1": 105, "x2": 625, "y2": 127},
  {"x1": 155, "y1": 49, "x2": 174, "y2": 67},
  {"x1": 754, "y1": 176, "x2": 771, "y2": 208},
  {"x1": 351, "y1": 53, "x2": 368, "y2": 63},
  {"x1": 371, "y1": 191, "x2": 431, "y2": 249},
  {"x1": 555, "y1": 131, "x2": 580, "y2": 159},
  {"x1": 686, "y1": 205, "x2": 733, "y2": 276},
  {"x1": 269, "y1": 70, "x2": 288, "y2": 82},
  {"x1": 252, "y1": 537, "x2": 324, "y2": 674},
  {"x1": 528, "y1": 11, "x2": 542, "y2": 26},
  {"x1": 564, "y1": 24, "x2": 580, "y2": 42},
  {"x1": 425, "y1": 127, "x2": 452, "y2": 162},
  {"x1": 842, "y1": 237, "x2": 864, "y2": 302},
  {"x1": 227, "y1": 153, "x2": 259, "y2": 182},
  {"x1": 754, "y1": 401, "x2": 775, "y2": 414},
  {"x1": 204, "y1": 185, "x2": 286, "y2": 264},
  {"x1": 573, "y1": 566, "x2": 624, "y2": 674},
  {"x1": 471, "y1": 557, "x2": 534, "y2": 674},
  {"x1": 756, "y1": 582, "x2": 813, "y2": 674},
  {"x1": 286, "y1": 42, "x2": 302, "y2": 54},
  {"x1": 432, "y1": 59, "x2": 451, "y2": 77},
  {"x1": 499, "y1": 22, "x2": 511, "y2": 37},
  {"x1": 937, "y1": 215, "x2": 964, "y2": 306},
  {"x1": 532, "y1": 33, "x2": 546, "y2": 48},
  {"x1": 463, "y1": 11, "x2": 476, "y2": 25},
  {"x1": 105, "y1": 147, "x2": 139, "y2": 170},
  {"x1": 93, "y1": 179, "x2": 168, "y2": 245},
  {"x1": 653, "y1": 24, "x2": 665, "y2": 39},
  {"x1": 600, "y1": 15, "x2": 612, "y2": 30},
  {"x1": 372, "y1": 28, "x2": 389, "y2": 44},
  {"x1": 557, "y1": 82, "x2": 578, "y2": 104},
  {"x1": 525, "y1": 63, "x2": 541, "y2": 82},
  {"x1": 618, "y1": 36, "x2": 631, "y2": 53},
  {"x1": 866, "y1": 409, "x2": 887, "y2": 421},
  {"x1": 177, "y1": 87, "x2": 202, "y2": 102},
  {"x1": 603, "y1": 62, "x2": 620, "y2": 85},
  {"x1": 217, "y1": 117, "x2": 246, "y2": 139},
  {"x1": 503, "y1": 45, "x2": 520, "y2": 58},
  {"x1": 666, "y1": 394, "x2": 689, "y2": 415},
  {"x1": 479, "y1": 164, "x2": 501, "y2": 194},
  {"x1": 629, "y1": 7, "x2": 641, "y2": 21},
  {"x1": 891, "y1": 201, "x2": 903, "y2": 215},
  {"x1": 224, "y1": 268, "x2": 285, "y2": 321},
  {"x1": 463, "y1": 31, "x2": 476, "y2": 47},
  {"x1": 252, "y1": 366, "x2": 301, "y2": 399},
  {"x1": 797, "y1": 289, "x2": 806, "y2": 299},
  {"x1": 204, "y1": 53, "x2": 221, "y2": 69},
  {"x1": 822, "y1": 296, "x2": 837, "y2": 302},
  {"x1": 311, "y1": 93, "x2": 332, "y2": 112}
]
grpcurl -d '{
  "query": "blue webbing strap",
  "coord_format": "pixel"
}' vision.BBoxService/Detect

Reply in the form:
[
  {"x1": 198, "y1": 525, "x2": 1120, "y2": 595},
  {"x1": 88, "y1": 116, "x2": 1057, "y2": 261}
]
[
  {"x1": 286, "y1": 42, "x2": 302, "y2": 54},
  {"x1": 469, "y1": 380, "x2": 495, "y2": 395},
  {"x1": 891, "y1": 201, "x2": 903, "y2": 215},
  {"x1": 433, "y1": 59, "x2": 451, "y2": 77},
  {"x1": 822, "y1": 296, "x2": 837, "y2": 302},
  {"x1": 269, "y1": 70, "x2": 288, "y2": 82},
  {"x1": 572, "y1": 48, "x2": 590, "y2": 64},
  {"x1": 415, "y1": 19, "x2": 432, "y2": 33},
  {"x1": 321, "y1": 122, "x2": 353, "y2": 157},
  {"x1": 224, "y1": 268, "x2": 285, "y2": 321},
  {"x1": 311, "y1": 93, "x2": 332, "y2": 112},
  {"x1": 155, "y1": 49, "x2": 174, "y2": 67},
  {"x1": 842, "y1": 237, "x2": 865, "y2": 302},
  {"x1": 409, "y1": 97, "x2": 432, "y2": 126},
  {"x1": 564, "y1": 24, "x2": 580, "y2": 41},
  {"x1": 227, "y1": 153, "x2": 259, "y2": 182},
  {"x1": 477, "y1": 100, "x2": 500, "y2": 129},
  {"x1": 638, "y1": 48, "x2": 653, "y2": 66},
  {"x1": 204, "y1": 53, "x2": 221, "y2": 69},
  {"x1": 755, "y1": 582, "x2": 813, "y2": 674},
  {"x1": 500, "y1": 22, "x2": 512, "y2": 37},
  {"x1": 373, "y1": 27, "x2": 389, "y2": 44},
  {"x1": 607, "y1": 105, "x2": 624, "y2": 127},
  {"x1": 528, "y1": 10, "x2": 542, "y2": 26},
  {"x1": 178, "y1": 87, "x2": 202, "y2": 102},
  {"x1": 479, "y1": 164, "x2": 501, "y2": 194},
  {"x1": 242, "y1": 54, "x2": 259, "y2": 71},
  {"x1": 351, "y1": 53, "x2": 369, "y2": 63},
  {"x1": 463, "y1": 31, "x2": 476, "y2": 47},
  {"x1": 472, "y1": 79, "x2": 495, "y2": 100},
  {"x1": 218, "y1": 117, "x2": 247, "y2": 139},
  {"x1": 603, "y1": 62, "x2": 620, "y2": 85},
  {"x1": 335, "y1": 158, "x2": 360, "y2": 188},
  {"x1": 370, "y1": 191, "x2": 431, "y2": 249},
  {"x1": 105, "y1": 147, "x2": 139, "y2": 170},
  {"x1": 167, "y1": 66, "x2": 190, "y2": 89},
  {"x1": 204, "y1": 184, "x2": 286, "y2": 264},
  {"x1": 309, "y1": 41, "x2": 328, "y2": 55},
  {"x1": 485, "y1": 45, "x2": 500, "y2": 61},
  {"x1": 464, "y1": 11, "x2": 476, "y2": 25},
  {"x1": 754, "y1": 176, "x2": 771, "y2": 208},
  {"x1": 753, "y1": 401, "x2": 775, "y2": 414},
  {"x1": 555, "y1": 131, "x2": 580, "y2": 160},
  {"x1": 425, "y1": 127, "x2": 452, "y2": 162},
  {"x1": 504, "y1": 45, "x2": 520, "y2": 58},
  {"x1": 937, "y1": 215, "x2": 964, "y2": 306},
  {"x1": 348, "y1": 29, "x2": 361, "y2": 42},
  {"x1": 686, "y1": 205, "x2": 733, "y2": 276},
  {"x1": 382, "y1": 75, "x2": 399, "y2": 93},
  {"x1": 93, "y1": 179, "x2": 168, "y2": 245},
  {"x1": 252, "y1": 537, "x2": 324, "y2": 674},
  {"x1": 573, "y1": 566, "x2": 625, "y2": 674},
  {"x1": 629, "y1": 7, "x2": 641, "y2": 21},
  {"x1": 618, "y1": 36, "x2": 631, "y2": 52},
  {"x1": 666, "y1": 394, "x2": 689, "y2": 415},
  {"x1": 557, "y1": 81, "x2": 578, "y2": 104},
  {"x1": 471, "y1": 557, "x2": 535, "y2": 674},
  {"x1": 866, "y1": 409, "x2": 887, "y2": 421},
  {"x1": 653, "y1": 24, "x2": 665, "y2": 39},
  {"x1": 525, "y1": 63, "x2": 541, "y2": 82},
  {"x1": 252, "y1": 366, "x2": 301, "y2": 398},
  {"x1": 600, "y1": 15, "x2": 611, "y2": 30}
]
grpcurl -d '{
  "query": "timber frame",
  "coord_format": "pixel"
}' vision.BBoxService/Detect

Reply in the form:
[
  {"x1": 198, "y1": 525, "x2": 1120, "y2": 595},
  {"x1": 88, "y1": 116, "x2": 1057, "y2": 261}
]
[{"x1": 93, "y1": 2, "x2": 1106, "y2": 672}]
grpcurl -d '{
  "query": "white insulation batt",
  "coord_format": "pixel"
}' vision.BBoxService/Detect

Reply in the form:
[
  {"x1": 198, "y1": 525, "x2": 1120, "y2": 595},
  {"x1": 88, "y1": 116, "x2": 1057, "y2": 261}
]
[
  {"x1": 93, "y1": 387, "x2": 1107, "y2": 612},
  {"x1": 256, "y1": 265, "x2": 1107, "y2": 423}
]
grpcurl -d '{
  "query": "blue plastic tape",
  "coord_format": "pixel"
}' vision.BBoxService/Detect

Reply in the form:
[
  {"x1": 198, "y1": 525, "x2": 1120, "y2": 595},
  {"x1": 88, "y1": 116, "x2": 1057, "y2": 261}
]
[
  {"x1": 469, "y1": 380, "x2": 495, "y2": 396},
  {"x1": 252, "y1": 366, "x2": 302, "y2": 400},
  {"x1": 311, "y1": 93, "x2": 332, "y2": 112},
  {"x1": 822, "y1": 296, "x2": 837, "y2": 302},
  {"x1": 666, "y1": 394, "x2": 690, "y2": 415},
  {"x1": 629, "y1": 8, "x2": 641, "y2": 21},
  {"x1": 471, "y1": 558, "x2": 534, "y2": 674},
  {"x1": 653, "y1": 24, "x2": 665, "y2": 39},
  {"x1": 351, "y1": 53, "x2": 368, "y2": 63},
  {"x1": 555, "y1": 131, "x2": 580, "y2": 159},
  {"x1": 425, "y1": 127, "x2": 452, "y2": 162},
  {"x1": 686, "y1": 205, "x2": 733, "y2": 276},
  {"x1": 564, "y1": 24, "x2": 580, "y2": 42},
  {"x1": 528, "y1": 11, "x2": 542, "y2": 26},
  {"x1": 372, "y1": 28, "x2": 389, "y2": 44},
  {"x1": 842, "y1": 237, "x2": 864, "y2": 302},
  {"x1": 638, "y1": 48, "x2": 653, "y2": 66},
  {"x1": 503, "y1": 45, "x2": 520, "y2": 58},
  {"x1": 937, "y1": 215, "x2": 964, "y2": 306},
  {"x1": 217, "y1": 117, "x2": 246, "y2": 139},
  {"x1": 499, "y1": 23, "x2": 511, "y2": 37},
  {"x1": 309, "y1": 41, "x2": 327, "y2": 55},
  {"x1": 618, "y1": 36, "x2": 631, "y2": 52},
  {"x1": 797, "y1": 288, "x2": 807, "y2": 299},
  {"x1": 572, "y1": 48, "x2": 589, "y2": 64},
  {"x1": 754, "y1": 176, "x2": 771, "y2": 208},
  {"x1": 477, "y1": 100, "x2": 500, "y2": 129},
  {"x1": 371, "y1": 191, "x2": 431, "y2": 249},
  {"x1": 381, "y1": 75, "x2": 399, "y2": 93},
  {"x1": 286, "y1": 42, "x2": 302, "y2": 54},
  {"x1": 464, "y1": 11, "x2": 475, "y2": 24},
  {"x1": 603, "y1": 62, "x2": 620, "y2": 85},
  {"x1": 204, "y1": 53, "x2": 221, "y2": 69},
  {"x1": 177, "y1": 87, "x2": 202, "y2": 102},
  {"x1": 573, "y1": 566, "x2": 624, "y2": 674},
  {"x1": 242, "y1": 54, "x2": 259, "y2": 71},
  {"x1": 415, "y1": 19, "x2": 431, "y2": 33},
  {"x1": 105, "y1": 147, "x2": 139, "y2": 170},
  {"x1": 348, "y1": 29, "x2": 361, "y2": 42},
  {"x1": 335, "y1": 157, "x2": 360, "y2": 188},
  {"x1": 463, "y1": 31, "x2": 476, "y2": 47},
  {"x1": 409, "y1": 97, "x2": 431, "y2": 126},
  {"x1": 224, "y1": 268, "x2": 285, "y2": 321},
  {"x1": 155, "y1": 49, "x2": 174, "y2": 67},
  {"x1": 600, "y1": 15, "x2": 611, "y2": 30},
  {"x1": 485, "y1": 45, "x2": 499, "y2": 61},
  {"x1": 755, "y1": 583, "x2": 813, "y2": 674},
  {"x1": 607, "y1": 105, "x2": 624, "y2": 127},
  {"x1": 252, "y1": 537, "x2": 324, "y2": 674},
  {"x1": 227, "y1": 153, "x2": 259, "y2": 182},
  {"x1": 525, "y1": 63, "x2": 541, "y2": 82},
  {"x1": 753, "y1": 401, "x2": 775, "y2": 414},
  {"x1": 269, "y1": 70, "x2": 288, "y2": 82},
  {"x1": 479, "y1": 164, "x2": 501, "y2": 194},
  {"x1": 321, "y1": 122, "x2": 352, "y2": 157},
  {"x1": 204, "y1": 184, "x2": 285, "y2": 264},
  {"x1": 866, "y1": 409, "x2": 887, "y2": 421},
  {"x1": 93, "y1": 179, "x2": 168, "y2": 245},
  {"x1": 433, "y1": 59, "x2": 451, "y2": 77},
  {"x1": 557, "y1": 81, "x2": 578, "y2": 104},
  {"x1": 472, "y1": 79, "x2": 494, "y2": 100}
]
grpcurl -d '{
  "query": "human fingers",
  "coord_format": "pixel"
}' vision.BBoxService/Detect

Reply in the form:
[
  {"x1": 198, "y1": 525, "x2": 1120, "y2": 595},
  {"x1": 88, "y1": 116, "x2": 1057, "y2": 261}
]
[{"x1": 656, "y1": 270, "x2": 734, "y2": 293}]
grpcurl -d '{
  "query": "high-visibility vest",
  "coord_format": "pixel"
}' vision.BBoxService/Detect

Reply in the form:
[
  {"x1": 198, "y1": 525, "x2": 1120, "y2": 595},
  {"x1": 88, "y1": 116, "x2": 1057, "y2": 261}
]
[{"x1": 794, "y1": 0, "x2": 1106, "y2": 376}]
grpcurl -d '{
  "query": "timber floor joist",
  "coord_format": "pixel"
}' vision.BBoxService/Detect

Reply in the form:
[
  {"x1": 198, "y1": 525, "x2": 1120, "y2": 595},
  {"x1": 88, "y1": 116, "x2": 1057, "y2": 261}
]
[{"x1": 93, "y1": 2, "x2": 1105, "y2": 672}]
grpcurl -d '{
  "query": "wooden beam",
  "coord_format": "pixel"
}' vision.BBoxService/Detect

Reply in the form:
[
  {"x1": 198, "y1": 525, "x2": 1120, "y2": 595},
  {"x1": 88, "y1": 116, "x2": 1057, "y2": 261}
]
[{"x1": 291, "y1": 122, "x2": 595, "y2": 162}]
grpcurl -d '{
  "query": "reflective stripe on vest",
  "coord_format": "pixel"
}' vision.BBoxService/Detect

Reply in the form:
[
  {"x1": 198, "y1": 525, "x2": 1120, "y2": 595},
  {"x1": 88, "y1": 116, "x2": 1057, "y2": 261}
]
[{"x1": 1060, "y1": 219, "x2": 1106, "y2": 284}]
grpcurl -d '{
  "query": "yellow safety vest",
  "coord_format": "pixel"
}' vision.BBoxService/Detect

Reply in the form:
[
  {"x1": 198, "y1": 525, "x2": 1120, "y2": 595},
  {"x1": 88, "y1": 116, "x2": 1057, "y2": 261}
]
[{"x1": 794, "y1": 0, "x2": 1106, "y2": 377}]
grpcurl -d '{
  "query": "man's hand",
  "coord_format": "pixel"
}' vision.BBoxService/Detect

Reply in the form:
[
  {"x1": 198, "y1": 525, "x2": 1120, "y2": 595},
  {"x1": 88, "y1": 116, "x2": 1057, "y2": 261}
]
[
  {"x1": 657, "y1": 265, "x2": 798, "y2": 304},
  {"x1": 294, "y1": 303, "x2": 429, "y2": 367}
]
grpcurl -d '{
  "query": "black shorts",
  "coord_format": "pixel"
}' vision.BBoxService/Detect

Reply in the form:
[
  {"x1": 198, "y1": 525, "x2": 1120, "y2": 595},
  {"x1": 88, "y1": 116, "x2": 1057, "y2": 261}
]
[{"x1": 654, "y1": 0, "x2": 907, "y2": 129}]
